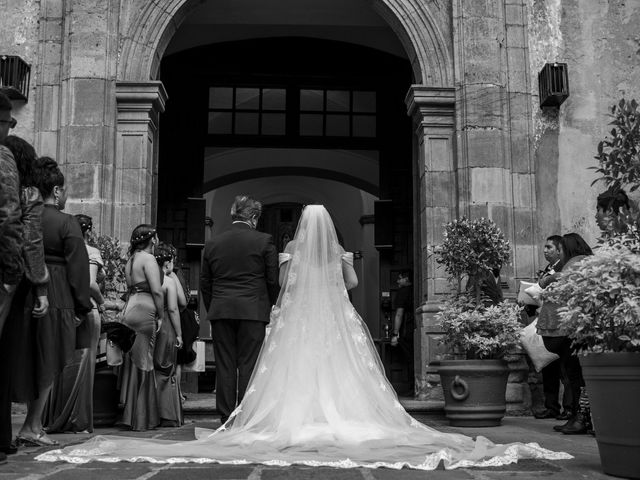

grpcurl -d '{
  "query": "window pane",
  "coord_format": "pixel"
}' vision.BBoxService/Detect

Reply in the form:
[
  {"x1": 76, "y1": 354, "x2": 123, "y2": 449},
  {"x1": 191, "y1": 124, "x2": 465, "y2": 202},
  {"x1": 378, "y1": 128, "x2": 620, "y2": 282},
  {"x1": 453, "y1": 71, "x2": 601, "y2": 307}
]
[
  {"x1": 300, "y1": 89, "x2": 323, "y2": 111},
  {"x1": 235, "y1": 88, "x2": 260, "y2": 109},
  {"x1": 300, "y1": 114, "x2": 323, "y2": 136},
  {"x1": 326, "y1": 114, "x2": 349, "y2": 136},
  {"x1": 235, "y1": 112, "x2": 259, "y2": 134},
  {"x1": 208, "y1": 112, "x2": 232, "y2": 134},
  {"x1": 209, "y1": 87, "x2": 233, "y2": 109},
  {"x1": 353, "y1": 91, "x2": 376, "y2": 113},
  {"x1": 353, "y1": 115, "x2": 376, "y2": 137},
  {"x1": 326, "y1": 90, "x2": 349, "y2": 112},
  {"x1": 261, "y1": 113, "x2": 286, "y2": 135},
  {"x1": 262, "y1": 89, "x2": 286, "y2": 110}
]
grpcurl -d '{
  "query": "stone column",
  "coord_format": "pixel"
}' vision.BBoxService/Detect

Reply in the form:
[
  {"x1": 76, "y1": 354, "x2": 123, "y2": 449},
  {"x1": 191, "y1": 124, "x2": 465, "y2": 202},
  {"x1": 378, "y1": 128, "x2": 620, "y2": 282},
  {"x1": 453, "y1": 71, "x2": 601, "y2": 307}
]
[
  {"x1": 405, "y1": 85, "x2": 455, "y2": 400},
  {"x1": 113, "y1": 81, "x2": 167, "y2": 241}
]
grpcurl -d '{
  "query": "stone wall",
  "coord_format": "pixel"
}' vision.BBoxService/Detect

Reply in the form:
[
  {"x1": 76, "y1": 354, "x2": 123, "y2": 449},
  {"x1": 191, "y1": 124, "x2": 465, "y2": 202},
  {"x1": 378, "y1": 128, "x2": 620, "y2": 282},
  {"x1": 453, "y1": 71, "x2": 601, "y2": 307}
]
[{"x1": 529, "y1": 0, "x2": 640, "y2": 248}]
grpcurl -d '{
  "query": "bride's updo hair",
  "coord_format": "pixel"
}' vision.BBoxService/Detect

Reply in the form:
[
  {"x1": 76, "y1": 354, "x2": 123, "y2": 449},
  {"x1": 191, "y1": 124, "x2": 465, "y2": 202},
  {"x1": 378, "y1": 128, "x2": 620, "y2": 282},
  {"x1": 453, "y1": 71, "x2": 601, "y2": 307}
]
[
  {"x1": 231, "y1": 195, "x2": 262, "y2": 222},
  {"x1": 129, "y1": 224, "x2": 156, "y2": 256},
  {"x1": 154, "y1": 242, "x2": 175, "y2": 268}
]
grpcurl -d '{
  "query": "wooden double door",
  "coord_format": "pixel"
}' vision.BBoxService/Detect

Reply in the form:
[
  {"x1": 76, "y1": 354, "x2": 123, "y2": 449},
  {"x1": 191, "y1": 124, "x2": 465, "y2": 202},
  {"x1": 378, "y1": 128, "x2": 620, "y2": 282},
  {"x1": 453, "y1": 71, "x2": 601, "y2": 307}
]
[{"x1": 258, "y1": 203, "x2": 303, "y2": 253}]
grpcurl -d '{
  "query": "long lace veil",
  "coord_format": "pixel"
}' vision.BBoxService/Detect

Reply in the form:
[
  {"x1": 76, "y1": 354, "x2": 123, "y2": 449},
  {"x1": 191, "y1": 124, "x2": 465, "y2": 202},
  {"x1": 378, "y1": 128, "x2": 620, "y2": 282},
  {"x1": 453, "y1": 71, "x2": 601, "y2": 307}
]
[{"x1": 36, "y1": 205, "x2": 572, "y2": 469}]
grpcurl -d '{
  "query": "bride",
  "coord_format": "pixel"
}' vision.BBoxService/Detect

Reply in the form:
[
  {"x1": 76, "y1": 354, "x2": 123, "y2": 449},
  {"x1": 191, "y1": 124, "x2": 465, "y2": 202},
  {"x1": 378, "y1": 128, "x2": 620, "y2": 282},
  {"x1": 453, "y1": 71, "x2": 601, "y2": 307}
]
[{"x1": 37, "y1": 205, "x2": 571, "y2": 469}]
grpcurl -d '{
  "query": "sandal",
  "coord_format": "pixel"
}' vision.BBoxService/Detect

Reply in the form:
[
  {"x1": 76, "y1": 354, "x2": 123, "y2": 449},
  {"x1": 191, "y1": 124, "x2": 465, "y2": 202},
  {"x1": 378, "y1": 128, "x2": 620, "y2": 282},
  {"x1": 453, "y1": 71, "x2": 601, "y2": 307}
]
[{"x1": 16, "y1": 431, "x2": 59, "y2": 447}]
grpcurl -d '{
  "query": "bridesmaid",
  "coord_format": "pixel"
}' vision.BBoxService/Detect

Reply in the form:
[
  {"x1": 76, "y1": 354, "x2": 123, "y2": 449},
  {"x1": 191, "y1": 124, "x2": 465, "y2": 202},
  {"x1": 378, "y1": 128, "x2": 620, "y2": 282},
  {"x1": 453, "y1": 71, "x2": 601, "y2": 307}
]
[
  {"x1": 16, "y1": 157, "x2": 92, "y2": 446},
  {"x1": 154, "y1": 243, "x2": 184, "y2": 427},
  {"x1": 43, "y1": 214, "x2": 105, "y2": 433},
  {"x1": 118, "y1": 224, "x2": 164, "y2": 431}
]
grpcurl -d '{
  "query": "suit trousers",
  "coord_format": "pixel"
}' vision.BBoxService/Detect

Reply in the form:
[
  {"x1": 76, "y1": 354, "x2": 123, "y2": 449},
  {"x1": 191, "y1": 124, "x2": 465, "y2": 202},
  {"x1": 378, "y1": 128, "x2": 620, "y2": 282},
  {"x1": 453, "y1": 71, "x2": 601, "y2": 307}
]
[
  {"x1": 541, "y1": 357, "x2": 572, "y2": 415},
  {"x1": 543, "y1": 336, "x2": 584, "y2": 414},
  {"x1": 210, "y1": 319, "x2": 266, "y2": 421}
]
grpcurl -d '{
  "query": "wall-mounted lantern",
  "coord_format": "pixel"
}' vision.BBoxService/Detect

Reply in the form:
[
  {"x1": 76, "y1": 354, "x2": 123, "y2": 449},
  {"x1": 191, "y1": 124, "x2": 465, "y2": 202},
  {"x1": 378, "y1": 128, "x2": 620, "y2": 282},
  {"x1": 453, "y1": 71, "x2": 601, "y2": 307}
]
[
  {"x1": 0, "y1": 55, "x2": 31, "y2": 102},
  {"x1": 538, "y1": 62, "x2": 569, "y2": 108}
]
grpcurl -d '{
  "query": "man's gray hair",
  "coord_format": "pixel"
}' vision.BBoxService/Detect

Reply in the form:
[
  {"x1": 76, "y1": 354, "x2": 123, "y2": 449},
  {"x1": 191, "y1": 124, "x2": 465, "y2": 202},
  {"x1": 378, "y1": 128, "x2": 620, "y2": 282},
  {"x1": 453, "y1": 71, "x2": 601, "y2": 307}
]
[{"x1": 230, "y1": 195, "x2": 262, "y2": 221}]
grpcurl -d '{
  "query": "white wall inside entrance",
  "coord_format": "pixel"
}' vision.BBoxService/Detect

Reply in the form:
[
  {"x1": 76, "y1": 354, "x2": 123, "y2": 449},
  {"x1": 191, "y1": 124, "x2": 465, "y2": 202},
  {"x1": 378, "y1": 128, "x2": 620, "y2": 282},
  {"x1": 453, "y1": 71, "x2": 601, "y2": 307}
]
[{"x1": 204, "y1": 176, "x2": 380, "y2": 335}]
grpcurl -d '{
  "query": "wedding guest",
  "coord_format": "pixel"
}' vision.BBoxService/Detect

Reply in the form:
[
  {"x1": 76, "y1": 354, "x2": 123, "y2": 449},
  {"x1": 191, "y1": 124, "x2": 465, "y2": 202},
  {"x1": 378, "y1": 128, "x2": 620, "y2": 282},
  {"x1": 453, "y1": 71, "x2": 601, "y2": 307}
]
[
  {"x1": 118, "y1": 224, "x2": 163, "y2": 431},
  {"x1": 154, "y1": 243, "x2": 183, "y2": 426},
  {"x1": 43, "y1": 214, "x2": 104, "y2": 433},
  {"x1": 0, "y1": 131, "x2": 49, "y2": 458},
  {"x1": 15, "y1": 157, "x2": 91, "y2": 446},
  {"x1": 390, "y1": 270, "x2": 413, "y2": 348},
  {"x1": 532, "y1": 235, "x2": 571, "y2": 421},
  {"x1": 538, "y1": 232, "x2": 593, "y2": 434}
]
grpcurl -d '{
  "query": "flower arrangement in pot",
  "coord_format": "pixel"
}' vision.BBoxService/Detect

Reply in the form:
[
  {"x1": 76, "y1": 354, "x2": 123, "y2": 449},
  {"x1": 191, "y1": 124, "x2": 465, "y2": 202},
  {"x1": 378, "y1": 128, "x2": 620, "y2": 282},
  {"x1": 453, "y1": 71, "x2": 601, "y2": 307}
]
[
  {"x1": 434, "y1": 217, "x2": 520, "y2": 427},
  {"x1": 541, "y1": 98, "x2": 640, "y2": 479}
]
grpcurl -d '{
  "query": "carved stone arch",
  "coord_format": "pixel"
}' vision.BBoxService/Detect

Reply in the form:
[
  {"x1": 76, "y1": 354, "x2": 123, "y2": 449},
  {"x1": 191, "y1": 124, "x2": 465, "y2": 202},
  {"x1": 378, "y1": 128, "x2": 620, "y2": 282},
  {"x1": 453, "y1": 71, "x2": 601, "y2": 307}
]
[
  {"x1": 118, "y1": 0, "x2": 453, "y2": 85},
  {"x1": 370, "y1": 0, "x2": 453, "y2": 86}
]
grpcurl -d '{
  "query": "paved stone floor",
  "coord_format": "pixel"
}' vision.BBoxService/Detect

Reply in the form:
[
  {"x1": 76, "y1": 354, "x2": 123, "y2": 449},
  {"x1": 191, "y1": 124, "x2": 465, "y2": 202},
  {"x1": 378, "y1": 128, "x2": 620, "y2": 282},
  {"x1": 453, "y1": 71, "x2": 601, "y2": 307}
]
[{"x1": 1, "y1": 413, "x2": 615, "y2": 480}]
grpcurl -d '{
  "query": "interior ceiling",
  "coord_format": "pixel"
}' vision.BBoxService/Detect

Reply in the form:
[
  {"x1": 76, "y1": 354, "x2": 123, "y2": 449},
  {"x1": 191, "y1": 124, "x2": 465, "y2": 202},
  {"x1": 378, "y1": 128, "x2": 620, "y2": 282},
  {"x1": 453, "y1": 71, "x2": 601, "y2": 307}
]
[{"x1": 166, "y1": 0, "x2": 407, "y2": 58}]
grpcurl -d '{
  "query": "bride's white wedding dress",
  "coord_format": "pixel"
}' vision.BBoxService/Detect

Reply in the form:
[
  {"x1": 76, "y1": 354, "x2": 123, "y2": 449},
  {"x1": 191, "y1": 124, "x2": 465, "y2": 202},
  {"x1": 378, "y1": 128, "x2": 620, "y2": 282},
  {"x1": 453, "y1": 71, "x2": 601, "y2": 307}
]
[{"x1": 37, "y1": 206, "x2": 571, "y2": 469}]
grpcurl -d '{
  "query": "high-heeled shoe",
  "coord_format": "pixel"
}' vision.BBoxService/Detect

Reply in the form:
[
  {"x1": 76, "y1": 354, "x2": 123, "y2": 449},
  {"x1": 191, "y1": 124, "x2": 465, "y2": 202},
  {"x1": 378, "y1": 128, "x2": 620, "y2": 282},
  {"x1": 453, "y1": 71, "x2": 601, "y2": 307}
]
[{"x1": 15, "y1": 431, "x2": 59, "y2": 447}]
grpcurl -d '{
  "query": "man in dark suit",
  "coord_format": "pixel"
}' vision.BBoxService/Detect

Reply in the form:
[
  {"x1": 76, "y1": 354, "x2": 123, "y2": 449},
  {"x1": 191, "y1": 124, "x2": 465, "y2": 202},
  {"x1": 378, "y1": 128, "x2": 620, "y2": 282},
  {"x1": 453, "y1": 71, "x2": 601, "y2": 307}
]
[{"x1": 200, "y1": 196, "x2": 279, "y2": 423}]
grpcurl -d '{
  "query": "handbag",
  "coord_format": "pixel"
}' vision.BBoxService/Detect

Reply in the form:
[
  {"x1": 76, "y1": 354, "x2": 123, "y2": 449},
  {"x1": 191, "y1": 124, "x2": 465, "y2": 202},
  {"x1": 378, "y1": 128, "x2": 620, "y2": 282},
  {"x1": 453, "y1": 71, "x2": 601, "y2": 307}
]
[
  {"x1": 518, "y1": 281, "x2": 541, "y2": 306},
  {"x1": 106, "y1": 339, "x2": 123, "y2": 366},
  {"x1": 519, "y1": 319, "x2": 559, "y2": 372},
  {"x1": 182, "y1": 340, "x2": 206, "y2": 372}
]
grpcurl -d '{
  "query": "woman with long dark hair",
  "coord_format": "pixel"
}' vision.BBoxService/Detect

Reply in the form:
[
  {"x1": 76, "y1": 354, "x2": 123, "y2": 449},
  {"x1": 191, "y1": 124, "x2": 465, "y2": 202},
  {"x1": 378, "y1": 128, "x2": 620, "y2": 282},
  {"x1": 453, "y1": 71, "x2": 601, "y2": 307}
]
[
  {"x1": 118, "y1": 224, "x2": 164, "y2": 431},
  {"x1": 15, "y1": 156, "x2": 91, "y2": 446}
]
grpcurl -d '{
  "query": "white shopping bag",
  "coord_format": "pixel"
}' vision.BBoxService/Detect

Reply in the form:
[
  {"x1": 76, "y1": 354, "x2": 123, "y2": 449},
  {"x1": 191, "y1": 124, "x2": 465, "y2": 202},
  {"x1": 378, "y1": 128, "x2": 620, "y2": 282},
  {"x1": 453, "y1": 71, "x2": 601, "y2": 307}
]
[{"x1": 519, "y1": 319, "x2": 559, "y2": 372}]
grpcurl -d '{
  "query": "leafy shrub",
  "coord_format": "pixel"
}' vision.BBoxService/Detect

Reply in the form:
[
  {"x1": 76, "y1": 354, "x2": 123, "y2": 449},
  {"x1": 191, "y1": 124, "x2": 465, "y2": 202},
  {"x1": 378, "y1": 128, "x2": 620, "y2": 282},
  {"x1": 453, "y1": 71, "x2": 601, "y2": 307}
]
[
  {"x1": 436, "y1": 294, "x2": 522, "y2": 359},
  {"x1": 435, "y1": 217, "x2": 510, "y2": 302},
  {"x1": 93, "y1": 234, "x2": 127, "y2": 299},
  {"x1": 543, "y1": 245, "x2": 640, "y2": 353}
]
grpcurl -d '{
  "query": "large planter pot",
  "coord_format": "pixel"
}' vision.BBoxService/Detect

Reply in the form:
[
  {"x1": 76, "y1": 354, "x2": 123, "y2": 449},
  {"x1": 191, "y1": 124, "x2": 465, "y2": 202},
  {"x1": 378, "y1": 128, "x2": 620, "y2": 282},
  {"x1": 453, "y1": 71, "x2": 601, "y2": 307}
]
[
  {"x1": 93, "y1": 368, "x2": 120, "y2": 427},
  {"x1": 438, "y1": 359, "x2": 510, "y2": 427},
  {"x1": 580, "y1": 353, "x2": 640, "y2": 479}
]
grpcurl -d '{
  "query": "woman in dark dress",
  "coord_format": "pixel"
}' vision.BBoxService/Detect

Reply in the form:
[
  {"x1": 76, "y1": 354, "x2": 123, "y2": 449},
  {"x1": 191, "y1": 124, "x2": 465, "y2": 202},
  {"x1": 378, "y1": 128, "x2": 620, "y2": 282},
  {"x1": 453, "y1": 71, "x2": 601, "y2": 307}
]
[
  {"x1": 15, "y1": 157, "x2": 91, "y2": 446},
  {"x1": 43, "y1": 215, "x2": 104, "y2": 433},
  {"x1": 118, "y1": 224, "x2": 164, "y2": 431}
]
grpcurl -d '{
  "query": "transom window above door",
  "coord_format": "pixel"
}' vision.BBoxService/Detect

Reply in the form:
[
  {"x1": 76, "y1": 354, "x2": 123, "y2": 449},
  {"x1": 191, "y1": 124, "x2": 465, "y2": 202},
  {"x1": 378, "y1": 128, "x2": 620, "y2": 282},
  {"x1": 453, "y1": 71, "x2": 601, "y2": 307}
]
[
  {"x1": 207, "y1": 86, "x2": 376, "y2": 138},
  {"x1": 209, "y1": 87, "x2": 287, "y2": 135}
]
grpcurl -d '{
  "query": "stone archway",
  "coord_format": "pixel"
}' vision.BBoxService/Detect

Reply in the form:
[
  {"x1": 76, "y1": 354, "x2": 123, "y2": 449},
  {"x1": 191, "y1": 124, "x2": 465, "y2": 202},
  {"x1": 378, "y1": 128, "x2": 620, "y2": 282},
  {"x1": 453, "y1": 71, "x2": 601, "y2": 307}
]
[{"x1": 113, "y1": 0, "x2": 459, "y2": 398}]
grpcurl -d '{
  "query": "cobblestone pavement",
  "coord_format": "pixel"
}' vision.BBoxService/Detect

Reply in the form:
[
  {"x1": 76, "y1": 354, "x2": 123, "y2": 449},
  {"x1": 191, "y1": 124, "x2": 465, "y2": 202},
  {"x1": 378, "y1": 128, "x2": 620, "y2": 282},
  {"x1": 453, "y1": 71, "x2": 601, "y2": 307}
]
[{"x1": 1, "y1": 414, "x2": 612, "y2": 480}]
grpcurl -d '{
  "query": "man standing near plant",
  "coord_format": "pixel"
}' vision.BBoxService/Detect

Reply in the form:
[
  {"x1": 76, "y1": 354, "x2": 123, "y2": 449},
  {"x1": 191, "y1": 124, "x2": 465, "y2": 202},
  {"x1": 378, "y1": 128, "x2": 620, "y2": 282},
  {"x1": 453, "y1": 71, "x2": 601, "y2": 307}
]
[{"x1": 532, "y1": 236, "x2": 572, "y2": 421}]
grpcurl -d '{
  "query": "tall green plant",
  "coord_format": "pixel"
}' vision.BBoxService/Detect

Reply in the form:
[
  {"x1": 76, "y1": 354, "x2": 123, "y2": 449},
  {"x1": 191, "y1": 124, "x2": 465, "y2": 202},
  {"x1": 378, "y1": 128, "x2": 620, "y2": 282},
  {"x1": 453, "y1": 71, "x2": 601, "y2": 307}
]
[
  {"x1": 593, "y1": 98, "x2": 640, "y2": 192},
  {"x1": 435, "y1": 217, "x2": 510, "y2": 304},
  {"x1": 93, "y1": 234, "x2": 126, "y2": 299}
]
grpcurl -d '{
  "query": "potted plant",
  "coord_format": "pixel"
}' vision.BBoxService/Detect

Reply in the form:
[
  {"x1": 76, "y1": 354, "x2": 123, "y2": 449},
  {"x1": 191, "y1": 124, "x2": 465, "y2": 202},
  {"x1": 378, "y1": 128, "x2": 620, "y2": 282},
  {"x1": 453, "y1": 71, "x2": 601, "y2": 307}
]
[
  {"x1": 90, "y1": 234, "x2": 127, "y2": 426},
  {"x1": 434, "y1": 217, "x2": 519, "y2": 427},
  {"x1": 542, "y1": 98, "x2": 640, "y2": 479}
]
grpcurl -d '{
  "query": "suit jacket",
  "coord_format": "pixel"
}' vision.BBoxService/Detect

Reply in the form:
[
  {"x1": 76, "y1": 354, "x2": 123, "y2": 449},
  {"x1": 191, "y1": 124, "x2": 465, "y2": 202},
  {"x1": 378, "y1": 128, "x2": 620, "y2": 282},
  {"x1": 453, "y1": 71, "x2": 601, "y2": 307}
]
[{"x1": 200, "y1": 222, "x2": 279, "y2": 323}]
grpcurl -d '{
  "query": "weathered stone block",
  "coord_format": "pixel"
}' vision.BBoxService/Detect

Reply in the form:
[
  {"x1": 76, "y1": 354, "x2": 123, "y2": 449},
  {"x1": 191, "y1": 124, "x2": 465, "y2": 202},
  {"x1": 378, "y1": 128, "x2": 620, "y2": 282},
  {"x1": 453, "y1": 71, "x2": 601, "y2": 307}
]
[
  {"x1": 470, "y1": 167, "x2": 510, "y2": 204},
  {"x1": 465, "y1": 129, "x2": 505, "y2": 168},
  {"x1": 41, "y1": 17, "x2": 62, "y2": 42},
  {"x1": 423, "y1": 136, "x2": 452, "y2": 172},
  {"x1": 65, "y1": 126, "x2": 104, "y2": 165},
  {"x1": 460, "y1": 85, "x2": 504, "y2": 129},
  {"x1": 513, "y1": 208, "x2": 535, "y2": 245},
  {"x1": 425, "y1": 171, "x2": 454, "y2": 207},
  {"x1": 38, "y1": 85, "x2": 60, "y2": 131},
  {"x1": 71, "y1": 78, "x2": 107, "y2": 126},
  {"x1": 512, "y1": 173, "x2": 533, "y2": 208},
  {"x1": 63, "y1": 163, "x2": 99, "y2": 200},
  {"x1": 505, "y1": 382, "x2": 524, "y2": 403},
  {"x1": 505, "y1": 3, "x2": 525, "y2": 25},
  {"x1": 36, "y1": 130, "x2": 58, "y2": 158},
  {"x1": 41, "y1": 0, "x2": 64, "y2": 18}
]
